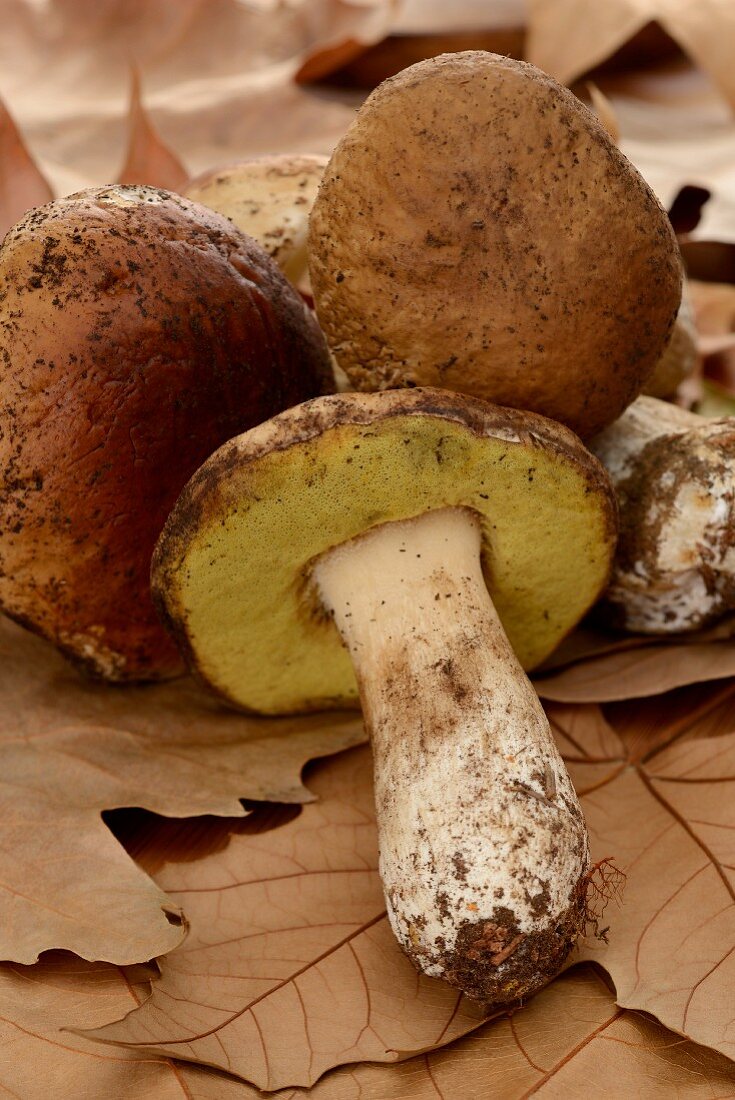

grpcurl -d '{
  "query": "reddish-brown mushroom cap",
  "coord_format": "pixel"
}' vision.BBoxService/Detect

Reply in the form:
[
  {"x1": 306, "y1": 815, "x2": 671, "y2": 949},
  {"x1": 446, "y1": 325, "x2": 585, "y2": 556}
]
[{"x1": 0, "y1": 184, "x2": 333, "y2": 681}]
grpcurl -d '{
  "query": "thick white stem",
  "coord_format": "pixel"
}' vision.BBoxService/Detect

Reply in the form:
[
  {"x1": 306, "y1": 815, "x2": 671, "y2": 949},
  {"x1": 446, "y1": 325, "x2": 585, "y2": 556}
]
[{"x1": 314, "y1": 508, "x2": 589, "y2": 1003}]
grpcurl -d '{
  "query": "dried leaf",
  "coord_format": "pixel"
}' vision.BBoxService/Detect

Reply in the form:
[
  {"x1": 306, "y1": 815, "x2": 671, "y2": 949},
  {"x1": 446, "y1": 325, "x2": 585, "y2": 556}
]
[
  {"x1": 586, "y1": 82, "x2": 621, "y2": 143},
  {"x1": 549, "y1": 697, "x2": 735, "y2": 1062},
  {"x1": 242, "y1": 967, "x2": 735, "y2": 1097},
  {"x1": 7, "y1": 956, "x2": 735, "y2": 1098},
  {"x1": 0, "y1": 92, "x2": 52, "y2": 235},
  {"x1": 526, "y1": 0, "x2": 735, "y2": 111},
  {"x1": 88, "y1": 746, "x2": 488, "y2": 1090},
  {"x1": 89, "y1": 687, "x2": 735, "y2": 1085},
  {"x1": 535, "y1": 641, "x2": 735, "y2": 702},
  {"x1": 0, "y1": 0, "x2": 392, "y2": 195},
  {"x1": 118, "y1": 68, "x2": 187, "y2": 191},
  {"x1": 124, "y1": 967, "x2": 735, "y2": 1097},
  {"x1": 0, "y1": 615, "x2": 363, "y2": 966},
  {"x1": 0, "y1": 954, "x2": 185, "y2": 1099}
]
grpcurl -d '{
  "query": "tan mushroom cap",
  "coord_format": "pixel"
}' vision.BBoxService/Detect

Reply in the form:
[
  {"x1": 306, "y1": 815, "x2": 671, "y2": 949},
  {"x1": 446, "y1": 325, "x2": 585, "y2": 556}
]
[
  {"x1": 153, "y1": 388, "x2": 617, "y2": 714},
  {"x1": 184, "y1": 155, "x2": 327, "y2": 287},
  {"x1": 309, "y1": 52, "x2": 682, "y2": 439},
  {"x1": 0, "y1": 184, "x2": 332, "y2": 681}
]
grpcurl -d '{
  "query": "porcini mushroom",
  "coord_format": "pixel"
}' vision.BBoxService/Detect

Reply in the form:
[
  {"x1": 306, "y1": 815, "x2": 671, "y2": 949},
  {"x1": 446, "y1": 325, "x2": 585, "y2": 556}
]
[
  {"x1": 309, "y1": 51, "x2": 682, "y2": 438},
  {"x1": 184, "y1": 155, "x2": 327, "y2": 292},
  {"x1": 590, "y1": 395, "x2": 735, "y2": 633},
  {"x1": 642, "y1": 288, "x2": 699, "y2": 401},
  {"x1": 153, "y1": 387, "x2": 618, "y2": 1001},
  {"x1": 0, "y1": 184, "x2": 332, "y2": 681}
]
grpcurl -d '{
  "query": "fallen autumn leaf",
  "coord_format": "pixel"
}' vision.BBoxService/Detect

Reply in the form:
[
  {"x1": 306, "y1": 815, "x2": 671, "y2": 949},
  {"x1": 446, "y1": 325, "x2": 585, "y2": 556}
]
[
  {"x1": 118, "y1": 67, "x2": 188, "y2": 190},
  {"x1": 535, "y1": 640, "x2": 735, "y2": 702},
  {"x1": 526, "y1": 0, "x2": 735, "y2": 111},
  {"x1": 0, "y1": 92, "x2": 53, "y2": 236},
  {"x1": 86, "y1": 746, "x2": 488, "y2": 1090},
  {"x1": 0, "y1": 616, "x2": 363, "y2": 966},
  {"x1": 6, "y1": 952, "x2": 735, "y2": 1097},
  {"x1": 87, "y1": 691, "x2": 735, "y2": 1085}
]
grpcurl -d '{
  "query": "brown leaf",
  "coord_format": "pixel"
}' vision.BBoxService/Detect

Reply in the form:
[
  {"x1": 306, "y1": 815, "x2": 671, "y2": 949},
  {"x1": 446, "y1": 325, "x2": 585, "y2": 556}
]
[
  {"x1": 88, "y1": 687, "x2": 735, "y2": 1085},
  {"x1": 549, "y1": 697, "x2": 735, "y2": 1062},
  {"x1": 535, "y1": 640, "x2": 735, "y2": 702},
  {"x1": 0, "y1": 0, "x2": 391, "y2": 194},
  {"x1": 0, "y1": 953, "x2": 183, "y2": 1099},
  {"x1": 586, "y1": 82, "x2": 621, "y2": 143},
  {"x1": 239, "y1": 967, "x2": 735, "y2": 1097},
  {"x1": 87, "y1": 686, "x2": 735, "y2": 1082},
  {"x1": 87, "y1": 745, "x2": 488, "y2": 1090},
  {"x1": 7, "y1": 955, "x2": 735, "y2": 1098},
  {"x1": 0, "y1": 92, "x2": 53, "y2": 235},
  {"x1": 0, "y1": 615, "x2": 363, "y2": 965},
  {"x1": 118, "y1": 68, "x2": 187, "y2": 190},
  {"x1": 526, "y1": 0, "x2": 735, "y2": 111}
]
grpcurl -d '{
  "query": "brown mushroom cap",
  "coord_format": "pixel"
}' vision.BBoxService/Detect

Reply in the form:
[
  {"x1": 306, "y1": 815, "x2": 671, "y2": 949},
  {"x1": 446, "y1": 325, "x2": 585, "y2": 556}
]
[
  {"x1": 0, "y1": 184, "x2": 332, "y2": 681},
  {"x1": 153, "y1": 387, "x2": 617, "y2": 714},
  {"x1": 309, "y1": 51, "x2": 682, "y2": 438}
]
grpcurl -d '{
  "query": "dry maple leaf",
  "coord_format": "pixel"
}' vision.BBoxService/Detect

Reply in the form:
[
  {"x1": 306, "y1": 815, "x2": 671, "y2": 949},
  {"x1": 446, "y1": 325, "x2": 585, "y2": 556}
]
[
  {"x1": 6, "y1": 954, "x2": 735, "y2": 1098},
  {"x1": 118, "y1": 68, "x2": 188, "y2": 191},
  {"x1": 87, "y1": 745, "x2": 488, "y2": 1090},
  {"x1": 0, "y1": 0, "x2": 392, "y2": 195},
  {"x1": 0, "y1": 616, "x2": 363, "y2": 966},
  {"x1": 88, "y1": 689, "x2": 735, "y2": 1086},
  {"x1": 535, "y1": 639, "x2": 735, "y2": 703},
  {"x1": 0, "y1": 92, "x2": 52, "y2": 235},
  {"x1": 526, "y1": 0, "x2": 735, "y2": 111},
  {"x1": 0, "y1": 953, "x2": 183, "y2": 1099},
  {"x1": 550, "y1": 695, "x2": 735, "y2": 1062}
]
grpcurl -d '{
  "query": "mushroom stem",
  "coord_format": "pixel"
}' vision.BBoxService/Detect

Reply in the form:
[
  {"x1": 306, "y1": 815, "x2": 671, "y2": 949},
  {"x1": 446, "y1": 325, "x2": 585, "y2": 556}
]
[{"x1": 313, "y1": 506, "x2": 590, "y2": 1003}]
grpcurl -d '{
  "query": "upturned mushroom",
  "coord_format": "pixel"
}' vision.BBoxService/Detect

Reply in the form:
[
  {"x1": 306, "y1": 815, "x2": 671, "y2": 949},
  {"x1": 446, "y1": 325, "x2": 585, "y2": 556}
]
[
  {"x1": 309, "y1": 51, "x2": 682, "y2": 438},
  {"x1": 184, "y1": 155, "x2": 327, "y2": 292},
  {"x1": 153, "y1": 387, "x2": 618, "y2": 1002},
  {"x1": 0, "y1": 184, "x2": 332, "y2": 681},
  {"x1": 590, "y1": 395, "x2": 735, "y2": 633}
]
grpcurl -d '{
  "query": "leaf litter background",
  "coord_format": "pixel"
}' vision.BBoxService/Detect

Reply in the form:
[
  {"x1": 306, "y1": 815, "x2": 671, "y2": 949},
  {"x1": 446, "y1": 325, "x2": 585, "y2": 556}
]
[{"x1": 3, "y1": 0, "x2": 735, "y2": 1095}]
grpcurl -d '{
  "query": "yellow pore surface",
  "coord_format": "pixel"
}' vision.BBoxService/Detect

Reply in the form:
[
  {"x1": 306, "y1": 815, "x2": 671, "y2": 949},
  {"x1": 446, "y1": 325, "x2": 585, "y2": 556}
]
[{"x1": 168, "y1": 414, "x2": 613, "y2": 713}]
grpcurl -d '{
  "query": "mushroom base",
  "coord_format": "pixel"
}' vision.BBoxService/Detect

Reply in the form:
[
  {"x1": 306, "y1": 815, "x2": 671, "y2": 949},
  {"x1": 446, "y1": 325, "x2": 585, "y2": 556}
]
[{"x1": 411, "y1": 893, "x2": 587, "y2": 1006}]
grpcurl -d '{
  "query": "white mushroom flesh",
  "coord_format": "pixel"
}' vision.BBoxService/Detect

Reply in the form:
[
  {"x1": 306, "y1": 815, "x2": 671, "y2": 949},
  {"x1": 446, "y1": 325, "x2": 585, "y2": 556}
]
[{"x1": 314, "y1": 506, "x2": 589, "y2": 1002}]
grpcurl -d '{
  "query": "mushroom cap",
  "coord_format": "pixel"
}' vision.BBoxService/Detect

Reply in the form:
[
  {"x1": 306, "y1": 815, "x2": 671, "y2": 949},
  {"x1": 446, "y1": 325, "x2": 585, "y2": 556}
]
[
  {"x1": 184, "y1": 155, "x2": 327, "y2": 287},
  {"x1": 0, "y1": 184, "x2": 333, "y2": 681},
  {"x1": 643, "y1": 289, "x2": 699, "y2": 400},
  {"x1": 309, "y1": 51, "x2": 682, "y2": 439},
  {"x1": 153, "y1": 388, "x2": 618, "y2": 713}
]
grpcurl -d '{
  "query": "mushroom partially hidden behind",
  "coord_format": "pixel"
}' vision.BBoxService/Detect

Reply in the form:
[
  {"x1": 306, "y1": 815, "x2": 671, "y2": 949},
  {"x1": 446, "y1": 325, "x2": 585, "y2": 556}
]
[
  {"x1": 184, "y1": 155, "x2": 327, "y2": 293},
  {"x1": 590, "y1": 395, "x2": 735, "y2": 633},
  {"x1": 0, "y1": 184, "x2": 332, "y2": 680},
  {"x1": 153, "y1": 388, "x2": 618, "y2": 1002}
]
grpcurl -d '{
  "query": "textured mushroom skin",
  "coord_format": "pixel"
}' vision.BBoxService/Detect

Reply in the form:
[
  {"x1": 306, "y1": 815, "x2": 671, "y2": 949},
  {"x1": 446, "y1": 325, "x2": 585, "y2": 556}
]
[
  {"x1": 309, "y1": 51, "x2": 682, "y2": 438},
  {"x1": 0, "y1": 185, "x2": 333, "y2": 681},
  {"x1": 591, "y1": 397, "x2": 735, "y2": 632}
]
